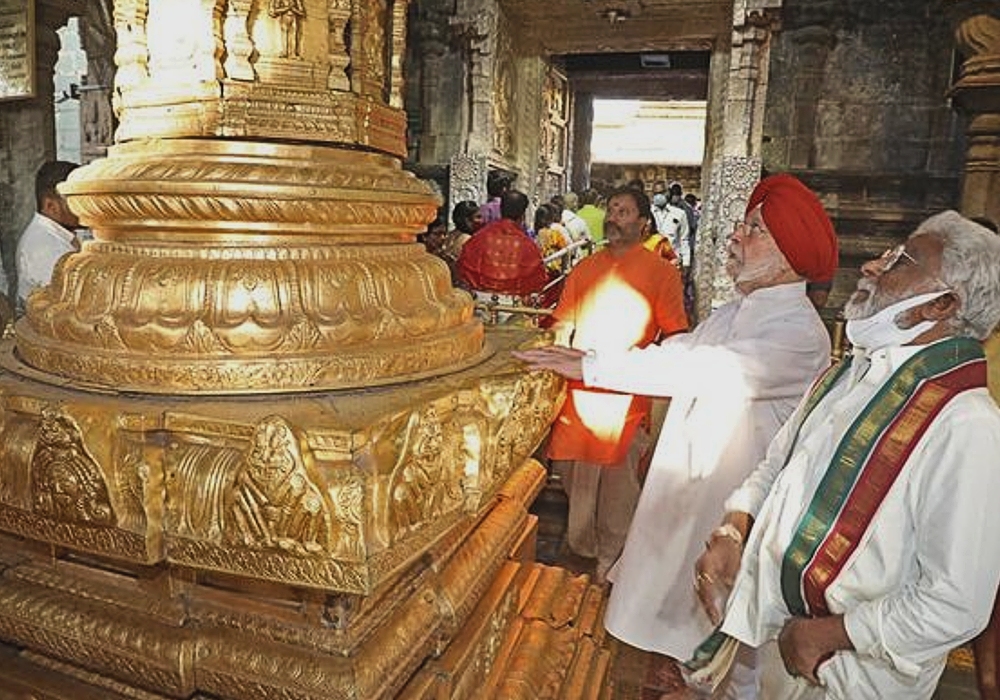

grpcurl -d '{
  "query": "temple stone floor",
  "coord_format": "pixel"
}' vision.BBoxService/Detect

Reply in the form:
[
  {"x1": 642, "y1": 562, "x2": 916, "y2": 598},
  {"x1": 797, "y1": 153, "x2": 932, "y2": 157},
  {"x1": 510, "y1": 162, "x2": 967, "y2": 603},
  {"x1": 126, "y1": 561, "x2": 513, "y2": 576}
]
[{"x1": 530, "y1": 478, "x2": 981, "y2": 700}]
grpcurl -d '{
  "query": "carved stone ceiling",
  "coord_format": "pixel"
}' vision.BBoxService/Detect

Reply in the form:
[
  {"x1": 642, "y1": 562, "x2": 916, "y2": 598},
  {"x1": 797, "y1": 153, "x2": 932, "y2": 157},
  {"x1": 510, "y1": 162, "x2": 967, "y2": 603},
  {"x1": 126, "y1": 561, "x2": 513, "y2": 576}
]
[{"x1": 499, "y1": 0, "x2": 733, "y2": 54}]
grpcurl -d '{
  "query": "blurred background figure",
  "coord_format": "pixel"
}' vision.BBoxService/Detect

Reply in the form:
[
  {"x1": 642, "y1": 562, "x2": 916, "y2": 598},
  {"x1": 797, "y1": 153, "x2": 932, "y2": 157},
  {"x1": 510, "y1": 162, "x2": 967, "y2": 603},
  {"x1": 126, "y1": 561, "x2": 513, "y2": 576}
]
[{"x1": 16, "y1": 160, "x2": 81, "y2": 312}]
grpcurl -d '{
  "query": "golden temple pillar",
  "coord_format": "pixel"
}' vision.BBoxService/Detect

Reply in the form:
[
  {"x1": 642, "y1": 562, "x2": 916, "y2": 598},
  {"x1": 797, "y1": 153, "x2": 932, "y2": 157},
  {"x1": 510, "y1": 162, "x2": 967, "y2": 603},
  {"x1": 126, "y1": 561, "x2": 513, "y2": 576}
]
[{"x1": 0, "y1": 2, "x2": 606, "y2": 698}]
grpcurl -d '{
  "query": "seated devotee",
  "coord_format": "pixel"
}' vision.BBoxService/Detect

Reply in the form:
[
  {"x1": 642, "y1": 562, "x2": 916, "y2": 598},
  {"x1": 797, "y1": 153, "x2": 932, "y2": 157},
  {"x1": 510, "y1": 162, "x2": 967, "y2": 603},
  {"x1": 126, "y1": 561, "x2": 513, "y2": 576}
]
[
  {"x1": 514, "y1": 173, "x2": 838, "y2": 700},
  {"x1": 642, "y1": 219, "x2": 680, "y2": 268},
  {"x1": 418, "y1": 213, "x2": 453, "y2": 275},
  {"x1": 418, "y1": 200, "x2": 481, "y2": 285},
  {"x1": 457, "y1": 189, "x2": 548, "y2": 310},
  {"x1": 546, "y1": 187, "x2": 688, "y2": 583},
  {"x1": 17, "y1": 160, "x2": 81, "y2": 311},
  {"x1": 805, "y1": 278, "x2": 833, "y2": 309},
  {"x1": 452, "y1": 199, "x2": 484, "y2": 238},
  {"x1": 691, "y1": 211, "x2": 1000, "y2": 700}
]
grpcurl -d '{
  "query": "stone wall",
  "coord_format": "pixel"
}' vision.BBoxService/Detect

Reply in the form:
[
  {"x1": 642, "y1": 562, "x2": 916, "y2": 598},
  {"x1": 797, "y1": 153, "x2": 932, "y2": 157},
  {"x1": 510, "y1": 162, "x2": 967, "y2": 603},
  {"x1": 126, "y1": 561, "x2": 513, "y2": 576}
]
[
  {"x1": 406, "y1": 0, "x2": 556, "y2": 214},
  {"x1": 761, "y1": 0, "x2": 964, "y2": 310}
]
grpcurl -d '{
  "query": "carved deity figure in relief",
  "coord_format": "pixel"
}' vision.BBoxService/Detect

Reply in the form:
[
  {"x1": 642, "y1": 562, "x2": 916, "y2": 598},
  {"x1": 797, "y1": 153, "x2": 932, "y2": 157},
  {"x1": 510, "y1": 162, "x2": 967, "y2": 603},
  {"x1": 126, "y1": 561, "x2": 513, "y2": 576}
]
[
  {"x1": 269, "y1": 0, "x2": 306, "y2": 58},
  {"x1": 230, "y1": 416, "x2": 330, "y2": 554},
  {"x1": 31, "y1": 407, "x2": 114, "y2": 525}
]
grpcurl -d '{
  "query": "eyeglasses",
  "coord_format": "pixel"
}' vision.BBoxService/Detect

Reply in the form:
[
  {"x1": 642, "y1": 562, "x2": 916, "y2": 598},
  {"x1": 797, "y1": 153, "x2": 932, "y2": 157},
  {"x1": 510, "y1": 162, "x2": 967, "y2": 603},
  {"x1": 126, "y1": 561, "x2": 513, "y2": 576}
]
[
  {"x1": 732, "y1": 220, "x2": 768, "y2": 238},
  {"x1": 878, "y1": 244, "x2": 920, "y2": 272},
  {"x1": 875, "y1": 243, "x2": 953, "y2": 293}
]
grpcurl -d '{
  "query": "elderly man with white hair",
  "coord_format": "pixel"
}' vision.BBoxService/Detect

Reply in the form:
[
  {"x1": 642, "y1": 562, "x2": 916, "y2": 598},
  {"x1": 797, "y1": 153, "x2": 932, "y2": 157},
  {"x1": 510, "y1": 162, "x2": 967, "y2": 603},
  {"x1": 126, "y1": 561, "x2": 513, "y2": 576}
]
[{"x1": 691, "y1": 210, "x2": 1000, "y2": 700}]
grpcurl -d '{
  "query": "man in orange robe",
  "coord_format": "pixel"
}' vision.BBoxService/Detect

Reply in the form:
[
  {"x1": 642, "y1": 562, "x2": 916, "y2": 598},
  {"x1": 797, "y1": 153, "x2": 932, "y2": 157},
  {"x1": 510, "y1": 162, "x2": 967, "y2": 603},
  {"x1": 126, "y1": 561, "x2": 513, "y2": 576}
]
[{"x1": 547, "y1": 187, "x2": 688, "y2": 582}]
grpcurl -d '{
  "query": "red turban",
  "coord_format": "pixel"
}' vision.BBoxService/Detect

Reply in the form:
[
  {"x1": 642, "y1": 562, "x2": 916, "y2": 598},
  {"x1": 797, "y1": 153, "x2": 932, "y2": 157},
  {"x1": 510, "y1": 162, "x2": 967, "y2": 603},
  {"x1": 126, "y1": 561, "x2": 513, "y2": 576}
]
[{"x1": 745, "y1": 174, "x2": 838, "y2": 284}]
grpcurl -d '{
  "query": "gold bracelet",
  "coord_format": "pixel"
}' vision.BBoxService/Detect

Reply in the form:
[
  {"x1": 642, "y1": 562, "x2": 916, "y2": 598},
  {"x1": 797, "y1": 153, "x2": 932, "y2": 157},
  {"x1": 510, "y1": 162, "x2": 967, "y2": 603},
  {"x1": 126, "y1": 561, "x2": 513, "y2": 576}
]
[{"x1": 711, "y1": 523, "x2": 744, "y2": 548}]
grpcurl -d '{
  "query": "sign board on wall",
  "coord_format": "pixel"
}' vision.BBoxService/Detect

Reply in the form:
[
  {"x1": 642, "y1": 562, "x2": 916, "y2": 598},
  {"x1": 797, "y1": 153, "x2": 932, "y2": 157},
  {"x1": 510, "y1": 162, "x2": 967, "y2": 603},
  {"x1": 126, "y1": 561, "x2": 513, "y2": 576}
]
[{"x1": 0, "y1": 0, "x2": 35, "y2": 101}]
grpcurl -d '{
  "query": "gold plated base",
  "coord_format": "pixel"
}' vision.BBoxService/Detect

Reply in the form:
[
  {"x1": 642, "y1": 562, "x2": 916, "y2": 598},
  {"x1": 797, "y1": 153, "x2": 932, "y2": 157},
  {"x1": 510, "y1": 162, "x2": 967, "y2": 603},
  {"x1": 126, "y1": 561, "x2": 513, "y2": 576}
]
[
  {"x1": 17, "y1": 139, "x2": 484, "y2": 394},
  {"x1": 0, "y1": 329, "x2": 613, "y2": 699}
]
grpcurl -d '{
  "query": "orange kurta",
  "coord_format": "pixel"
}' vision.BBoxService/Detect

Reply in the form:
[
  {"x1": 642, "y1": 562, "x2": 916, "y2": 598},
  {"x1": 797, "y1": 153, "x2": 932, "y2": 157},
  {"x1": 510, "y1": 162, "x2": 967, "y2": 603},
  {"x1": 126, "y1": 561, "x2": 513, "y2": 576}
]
[{"x1": 547, "y1": 244, "x2": 687, "y2": 464}]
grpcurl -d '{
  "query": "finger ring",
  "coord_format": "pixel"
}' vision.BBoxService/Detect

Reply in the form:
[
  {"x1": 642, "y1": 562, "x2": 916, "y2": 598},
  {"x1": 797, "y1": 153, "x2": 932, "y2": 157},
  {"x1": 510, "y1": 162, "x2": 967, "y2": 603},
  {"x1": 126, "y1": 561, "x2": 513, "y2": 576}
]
[{"x1": 696, "y1": 572, "x2": 714, "y2": 586}]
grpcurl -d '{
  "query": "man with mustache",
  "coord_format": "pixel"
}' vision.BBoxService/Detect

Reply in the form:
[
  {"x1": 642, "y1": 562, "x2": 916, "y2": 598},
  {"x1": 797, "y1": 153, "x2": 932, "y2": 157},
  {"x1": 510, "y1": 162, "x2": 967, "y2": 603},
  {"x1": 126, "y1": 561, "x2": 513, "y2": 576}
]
[
  {"x1": 544, "y1": 187, "x2": 688, "y2": 585},
  {"x1": 692, "y1": 211, "x2": 1000, "y2": 699},
  {"x1": 515, "y1": 173, "x2": 837, "y2": 698}
]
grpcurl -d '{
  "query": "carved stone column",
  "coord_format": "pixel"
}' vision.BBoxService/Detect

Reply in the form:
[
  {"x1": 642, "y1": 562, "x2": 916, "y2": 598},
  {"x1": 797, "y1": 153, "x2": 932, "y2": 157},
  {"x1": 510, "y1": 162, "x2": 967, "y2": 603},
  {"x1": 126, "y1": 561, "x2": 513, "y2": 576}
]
[
  {"x1": 784, "y1": 25, "x2": 836, "y2": 170},
  {"x1": 695, "y1": 0, "x2": 782, "y2": 317},
  {"x1": 78, "y1": 0, "x2": 116, "y2": 163},
  {"x1": 948, "y1": 4, "x2": 1000, "y2": 226},
  {"x1": 570, "y1": 91, "x2": 594, "y2": 193}
]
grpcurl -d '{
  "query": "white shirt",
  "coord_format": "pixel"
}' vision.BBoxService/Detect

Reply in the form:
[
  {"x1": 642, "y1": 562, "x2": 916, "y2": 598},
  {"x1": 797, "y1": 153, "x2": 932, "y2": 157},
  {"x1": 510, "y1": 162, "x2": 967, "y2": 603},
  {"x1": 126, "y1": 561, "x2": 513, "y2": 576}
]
[
  {"x1": 723, "y1": 341, "x2": 1000, "y2": 699},
  {"x1": 561, "y1": 208, "x2": 593, "y2": 243},
  {"x1": 16, "y1": 212, "x2": 77, "y2": 309},
  {"x1": 584, "y1": 281, "x2": 831, "y2": 658},
  {"x1": 652, "y1": 203, "x2": 691, "y2": 266}
]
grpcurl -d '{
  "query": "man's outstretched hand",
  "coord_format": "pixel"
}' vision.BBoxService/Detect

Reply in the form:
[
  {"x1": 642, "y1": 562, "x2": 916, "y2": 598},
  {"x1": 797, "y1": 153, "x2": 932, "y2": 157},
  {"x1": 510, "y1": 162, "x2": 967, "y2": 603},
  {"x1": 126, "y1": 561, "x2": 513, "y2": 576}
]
[{"x1": 511, "y1": 346, "x2": 586, "y2": 380}]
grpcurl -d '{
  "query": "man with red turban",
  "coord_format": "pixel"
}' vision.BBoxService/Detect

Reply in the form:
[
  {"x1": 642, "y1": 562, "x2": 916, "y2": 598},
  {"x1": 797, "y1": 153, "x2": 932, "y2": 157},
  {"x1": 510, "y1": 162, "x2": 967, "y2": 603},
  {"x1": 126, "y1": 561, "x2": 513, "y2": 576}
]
[{"x1": 514, "y1": 173, "x2": 838, "y2": 699}]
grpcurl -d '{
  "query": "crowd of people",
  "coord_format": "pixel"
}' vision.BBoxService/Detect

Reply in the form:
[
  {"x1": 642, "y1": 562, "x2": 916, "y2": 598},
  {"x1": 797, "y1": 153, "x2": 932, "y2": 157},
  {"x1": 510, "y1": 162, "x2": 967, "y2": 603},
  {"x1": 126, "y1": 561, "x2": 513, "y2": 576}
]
[{"x1": 419, "y1": 171, "x2": 702, "y2": 322}]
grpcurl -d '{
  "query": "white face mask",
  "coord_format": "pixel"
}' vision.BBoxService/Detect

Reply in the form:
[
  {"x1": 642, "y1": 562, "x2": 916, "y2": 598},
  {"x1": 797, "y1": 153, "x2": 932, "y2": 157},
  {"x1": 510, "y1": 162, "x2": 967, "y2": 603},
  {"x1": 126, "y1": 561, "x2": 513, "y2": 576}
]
[
  {"x1": 845, "y1": 290, "x2": 950, "y2": 351},
  {"x1": 652, "y1": 193, "x2": 668, "y2": 208}
]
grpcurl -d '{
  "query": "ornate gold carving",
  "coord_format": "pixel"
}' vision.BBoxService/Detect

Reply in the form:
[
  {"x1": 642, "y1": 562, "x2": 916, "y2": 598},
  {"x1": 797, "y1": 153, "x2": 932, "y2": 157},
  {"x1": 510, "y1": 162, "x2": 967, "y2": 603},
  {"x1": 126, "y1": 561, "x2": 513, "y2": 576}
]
[
  {"x1": 31, "y1": 407, "x2": 114, "y2": 526},
  {"x1": 0, "y1": 576, "x2": 195, "y2": 696},
  {"x1": 955, "y1": 12, "x2": 1000, "y2": 58},
  {"x1": 388, "y1": 1, "x2": 409, "y2": 109},
  {"x1": 222, "y1": 0, "x2": 256, "y2": 81},
  {"x1": 107, "y1": 0, "x2": 409, "y2": 153},
  {"x1": 0, "y1": 452, "x2": 606, "y2": 699},
  {"x1": 327, "y1": 0, "x2": 352, "y2": 92},
  {"x1": 13, "y1": 139, "x2": 485, "y2": 394},
  {"x1": 492, "y1": 26, "x2": 516, "y2": 157},
  {"x1": 269, "y1": 0, "x2": 306, "y2": 59},
  {"x1": 358, "y1": 0, "x2": 389, "y2": 100},
  {"x1": 230, "y1": 416, "x2": 330, "y2": 554}
]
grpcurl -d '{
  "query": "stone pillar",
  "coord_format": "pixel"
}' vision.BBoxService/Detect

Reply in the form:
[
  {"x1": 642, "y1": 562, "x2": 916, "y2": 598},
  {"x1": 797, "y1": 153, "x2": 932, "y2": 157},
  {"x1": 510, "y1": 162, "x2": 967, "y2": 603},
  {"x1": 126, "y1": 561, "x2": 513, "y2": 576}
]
[
  {"x1": 78, "y1": 0, "x2": 115, "y2": 163},
  {"x1": 948, "y1": 5, "x2": 1000, "y2": 226},
  {"x1": 570, "y1": 91, "x2": 594, "y2": 193},
  {"x1": 696, "y1": 0, "x2": 782, "y2": 318},
  {"x1": 785, "y1": 26, "x2": 836, "y2": 170}
]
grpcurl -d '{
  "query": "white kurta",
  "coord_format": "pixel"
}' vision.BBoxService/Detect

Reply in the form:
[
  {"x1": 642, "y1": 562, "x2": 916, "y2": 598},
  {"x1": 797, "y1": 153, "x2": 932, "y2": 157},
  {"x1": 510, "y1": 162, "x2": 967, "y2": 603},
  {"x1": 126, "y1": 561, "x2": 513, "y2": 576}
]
[
  {"x1": 722, "y1": 341, "x2": 1000, "y2": 700},
  {"x1": 583, "y1": 281, "x2": 831, "y2": 658},
  {"x1": 652, "y1": 204, "x2": 691, "y2": 266},
  {"x1": 16, "y1": 212, "x2": 77, "y2": 308}
]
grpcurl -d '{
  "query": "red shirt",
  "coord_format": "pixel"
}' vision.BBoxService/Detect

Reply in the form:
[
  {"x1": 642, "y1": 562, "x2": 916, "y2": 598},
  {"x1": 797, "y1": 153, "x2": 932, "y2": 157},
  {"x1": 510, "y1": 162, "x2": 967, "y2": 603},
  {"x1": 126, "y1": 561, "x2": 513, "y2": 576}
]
[
  {"x1": 456, "y1": 219, "x2": 548, "y2": 296},
  {"x1": 547, "y1": 244, "x2": 688, "y2": 464}
]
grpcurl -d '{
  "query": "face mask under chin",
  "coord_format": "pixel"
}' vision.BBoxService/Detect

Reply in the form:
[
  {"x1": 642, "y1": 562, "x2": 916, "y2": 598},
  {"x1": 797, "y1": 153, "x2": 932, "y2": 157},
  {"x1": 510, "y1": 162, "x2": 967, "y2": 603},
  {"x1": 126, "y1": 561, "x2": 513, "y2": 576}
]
[{"x1": 845, "y1": 290, "x2": 951, "y2": 352}]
